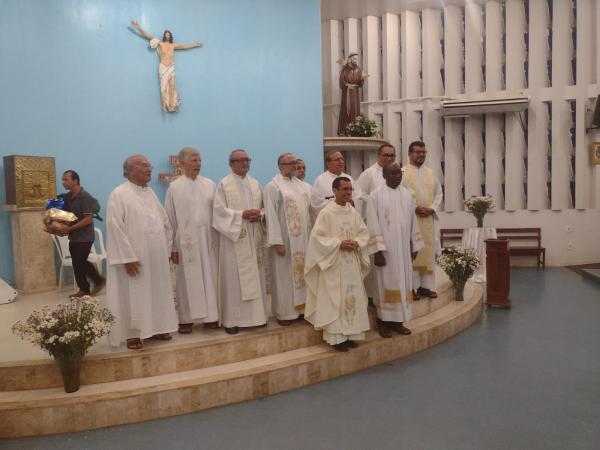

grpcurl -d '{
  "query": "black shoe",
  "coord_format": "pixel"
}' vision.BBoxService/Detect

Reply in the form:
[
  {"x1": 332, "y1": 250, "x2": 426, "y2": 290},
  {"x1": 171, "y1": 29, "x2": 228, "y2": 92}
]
[
  {"x1": 345, "y1": 340, "x2": 359, "y2": 349},
  {"x1": 225, "y1": 327, "x2": 239, "y2": 335},
  {"x1": 333, "y1": 342, "x2": 349, "y2": 352}
]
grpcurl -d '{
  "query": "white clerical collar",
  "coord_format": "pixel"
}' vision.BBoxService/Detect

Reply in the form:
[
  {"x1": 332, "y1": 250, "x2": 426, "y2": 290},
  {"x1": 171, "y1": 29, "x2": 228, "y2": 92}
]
[
  {"x1": 410, "y1": 163, "x2": 424, "y2": 170},
  {"x1": 184, "y1": 174, "x2": 198, "y2": 182},
  {"x1": 233, "y1": 173, "x2": 246, "y2": 180},
  {"x1": 327, "y1": 171, "x2": 343, "y2": 177}
]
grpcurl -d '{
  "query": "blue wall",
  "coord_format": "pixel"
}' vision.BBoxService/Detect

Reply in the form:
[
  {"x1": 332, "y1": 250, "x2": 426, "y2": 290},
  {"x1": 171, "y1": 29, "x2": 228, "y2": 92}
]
[{"x1": 0, "y1": 0, "x2": 323, "y2": 284}]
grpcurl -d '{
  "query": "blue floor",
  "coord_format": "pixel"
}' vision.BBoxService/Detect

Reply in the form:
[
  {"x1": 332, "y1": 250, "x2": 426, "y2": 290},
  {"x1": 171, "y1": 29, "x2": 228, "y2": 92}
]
[{"x1": 4, "y1": 268, "x2": 600, "y2": 450}]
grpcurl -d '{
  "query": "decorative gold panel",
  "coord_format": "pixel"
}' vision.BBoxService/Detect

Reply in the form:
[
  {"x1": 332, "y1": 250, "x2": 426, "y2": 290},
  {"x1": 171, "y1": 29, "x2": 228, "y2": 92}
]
[{"x1": 3, "y1": 156, "x2": 56, "y2": 208}]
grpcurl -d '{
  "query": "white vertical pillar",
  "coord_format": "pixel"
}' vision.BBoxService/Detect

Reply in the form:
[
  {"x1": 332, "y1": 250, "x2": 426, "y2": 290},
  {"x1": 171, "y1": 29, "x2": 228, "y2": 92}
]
[
  {"x1": 422, "y1": 8, "x2": 443, "y2": 186},
  {"x1": 401, "y1": 10, "x2": 422, "y2": 98},
  {"x1": 382, "y1": 13, "x2": 400, "y2": 101},
  {"x1": 485, "y1": 115, "x2": 505, "y2": 207},
  {"x1": 323, "y1": 20, "x2": 344, "y2": 137},
  {"x1": 551, "y1": 0, "x2": 574, "y2": 209},
  {"x1": 443, "y1": 5, "x2": 463, "y2": 96},
  {"x1": 505, "y1": 0, "x2": 527, "y2": 92},
  {"x1": 527, "y1": 0, "x2": 550, "y2": 209},
  {"x1": 504, "y1": 0, "x2": 527, "y2": 210},
  {"x1": 344, "y1": 18, "x2": 361, "y2": 58},
  {"x1": 485, "y1": 1, "x2": 503, "y2": 93},
  {"x1": 400, "y1": 11, "x2": 422, "y2": 163},
  {"x1": 464, "y1": 2, "x2": 484, "y2": 94},
  {"x1": 575, "y1": 0, "x2": 593, "y2": 209},
  {"x1": 422, "y1": 8, "x2": 443, "y2": 97},
  {"x1": 484, "y1": 1, "x2": 504, "y2": 208},
  {"x1": 443, "y1": 5, "x2": 464, "y2": 211},
  {"x1": 362, "y1": 16, "x2": 381, "y2": 103},
  {"x1": 464, "y1": 2, "x2": 484, "y2": 199},
  {"x1": 444, "y1": 118, "x2": 465, "y2": 212}
]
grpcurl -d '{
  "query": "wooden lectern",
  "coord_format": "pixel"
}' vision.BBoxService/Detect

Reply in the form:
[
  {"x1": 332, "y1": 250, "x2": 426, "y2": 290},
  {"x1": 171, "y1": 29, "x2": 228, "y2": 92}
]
[{"x1": 485, "y1": 238, "x2": 511, "y2": 309}]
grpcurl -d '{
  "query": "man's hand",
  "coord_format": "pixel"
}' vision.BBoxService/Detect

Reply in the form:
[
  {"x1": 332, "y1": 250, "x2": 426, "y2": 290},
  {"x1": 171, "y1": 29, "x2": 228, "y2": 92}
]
[
  {"x1": 171, "y1": 252, "x2": 179, "y2": 265},
  {"x1": 275, "y1": 245, "x2": 286, "y2": 256},
  {"x1": 340, "y1": 240, "x2": 358, "y2": 252},
  {"x1": 374, "y1": 251, "x2": 386, "y2": 267},
  {"x1": 242, "y1": 209, "x2": 262, "y2": 222},
  {"x1": 195, "y1": 42, "x2": 203, "y2": 48},
  {"x1": 125, "y1": 261, "x2": 142, "y2": 277},
  {"x1": 131, "y1": 20, "x2": 139, "y2": 28},
  {"x1": 415, "y1": 206, "x2": 435, "y2": 217},
  {"x1": 412, "y1": 251, "x2": 418, "y2": 260}
]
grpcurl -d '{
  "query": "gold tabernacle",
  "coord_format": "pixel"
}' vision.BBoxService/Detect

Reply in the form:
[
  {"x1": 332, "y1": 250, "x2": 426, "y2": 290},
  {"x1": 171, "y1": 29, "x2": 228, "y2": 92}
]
[{"x1": 3, "y1": 155, "x2": 56, "y2": 208}]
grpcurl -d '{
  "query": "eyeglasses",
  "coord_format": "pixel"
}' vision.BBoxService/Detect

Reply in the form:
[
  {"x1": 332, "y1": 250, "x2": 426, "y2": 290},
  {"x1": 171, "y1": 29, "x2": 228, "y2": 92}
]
[
  {"x1": 230, "y1": 158, "x2": 252, "y2": 163},
  {"x1": 134, "y1": 163, "x2": 154, "y2": 169},
  {"x1": 327, "y1": 158, "x2": 345, "y2": 163},
  {"x1": 381, "y1": 153, "x2": 396, "y2": 158},
  {"x1": 280, "y1": 161, "x2": 298, "y2": 166}
]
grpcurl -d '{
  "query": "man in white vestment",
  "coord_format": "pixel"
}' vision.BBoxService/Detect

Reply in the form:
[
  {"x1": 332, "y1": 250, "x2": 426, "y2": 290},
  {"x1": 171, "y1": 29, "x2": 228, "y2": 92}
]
[
  {"x1": 309, "y1": 150, "x2": 364, "y2": 221},
  {"x1": 356, "y1": 143, "x2": 397, "y2": 196},
  {"x1": 401, "y1": 141, "x2": 443, "y2": 300},
  {"x1": 106, "y1": 155, "x2": 178, "y2": 350},
  {"x1": 295, "y1": 159, "x2": 311, "y2": 187},
  {"x1": 264, "y1": 153, "x2": 311, "y2": 325},
  {"x1": 366, "y1": 163, "x2": 424, "y2": 338},
  {"x1": 165, "y1": 147, "x2": 219, "y2": 334},
  {"x1": 357, "y1": 143, "x2": 397, "y2": 298},
  {"x1": 213, "y1": 149, "x2": 267, "y2": 334},
  {"x1": 304, "y1": 177, "x2": 371, "y2": 352}
]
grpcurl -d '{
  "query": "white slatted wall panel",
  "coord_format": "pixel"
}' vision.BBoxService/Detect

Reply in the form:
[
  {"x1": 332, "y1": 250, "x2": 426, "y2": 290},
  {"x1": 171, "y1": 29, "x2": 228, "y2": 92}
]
[{"x1": 322, "y1": 0, "x2": 600, "y2": 212}]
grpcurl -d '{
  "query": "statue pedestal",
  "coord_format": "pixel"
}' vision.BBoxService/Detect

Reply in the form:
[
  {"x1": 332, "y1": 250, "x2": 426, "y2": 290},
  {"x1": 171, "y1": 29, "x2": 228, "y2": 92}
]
[{"x1": 4, "y1": 206, "x2": 56, "y2": 294}]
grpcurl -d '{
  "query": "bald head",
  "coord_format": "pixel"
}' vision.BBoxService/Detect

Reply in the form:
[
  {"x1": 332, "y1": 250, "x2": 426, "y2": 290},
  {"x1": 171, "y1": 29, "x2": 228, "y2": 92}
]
[
  {"x1": 123, "y1": 154, "x2": 152, "y2": 187},
  {"x1": 383, "y1": 162, "x2": 403, "y2": 189}
]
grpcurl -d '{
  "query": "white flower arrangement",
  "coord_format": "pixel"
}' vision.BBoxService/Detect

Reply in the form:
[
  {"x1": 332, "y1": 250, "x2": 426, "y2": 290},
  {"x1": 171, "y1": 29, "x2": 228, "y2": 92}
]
[
  {"x1": 437, "y1": 246, "x2": 480, "y2": 290},
  {"x1": 464, "y1": 195, "x2": 494, "y2": 227},
  {"x1": 345, "y1": 115, "x2": 380, "y2": 137},
  {"x1": 12, "y1": 296, "x2": 114, "y2": 360}
]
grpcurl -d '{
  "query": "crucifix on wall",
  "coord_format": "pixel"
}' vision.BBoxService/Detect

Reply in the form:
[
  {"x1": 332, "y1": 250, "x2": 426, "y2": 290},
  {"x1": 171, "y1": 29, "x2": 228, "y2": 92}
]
[{"x1": 131, "y1": 20, "x2": 203, "y2": 112}]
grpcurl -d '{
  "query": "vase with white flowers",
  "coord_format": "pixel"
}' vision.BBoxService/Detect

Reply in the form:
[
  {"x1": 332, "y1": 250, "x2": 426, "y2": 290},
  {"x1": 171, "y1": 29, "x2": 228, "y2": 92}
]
[{"x1": 12, "y1": 297, "x2": 114, "y2": 393}]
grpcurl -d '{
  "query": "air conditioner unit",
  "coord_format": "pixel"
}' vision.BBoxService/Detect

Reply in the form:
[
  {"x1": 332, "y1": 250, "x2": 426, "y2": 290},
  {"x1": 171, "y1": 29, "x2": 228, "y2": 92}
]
[{"x1": 440, "y1": 97, "x2": 530, "y2": 117}]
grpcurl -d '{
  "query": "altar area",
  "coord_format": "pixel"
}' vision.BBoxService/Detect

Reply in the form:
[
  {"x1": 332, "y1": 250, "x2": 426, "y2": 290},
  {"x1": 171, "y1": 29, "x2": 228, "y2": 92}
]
[{"x1": 0, "y1": 267, "x2": 482, "y2": 438}]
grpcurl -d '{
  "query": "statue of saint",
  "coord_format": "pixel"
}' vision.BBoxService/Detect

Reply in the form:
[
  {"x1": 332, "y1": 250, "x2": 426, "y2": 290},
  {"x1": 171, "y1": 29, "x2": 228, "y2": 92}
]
[
  {"x1": 337, "y1": 53, "x2": 369, "y2": 136},
  {"x1": 131, "y1": 20, "x2": 203, "y2": 112}
]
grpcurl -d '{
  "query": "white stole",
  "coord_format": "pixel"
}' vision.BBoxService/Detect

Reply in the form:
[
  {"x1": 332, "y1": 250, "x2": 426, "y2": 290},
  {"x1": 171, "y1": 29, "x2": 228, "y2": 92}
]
[
  {"x1": 273, "y1": 174, "x2": 310, "y2": 307},
  {"x1": 222, "y1": 174, "x2": 264, "y2": 301}
]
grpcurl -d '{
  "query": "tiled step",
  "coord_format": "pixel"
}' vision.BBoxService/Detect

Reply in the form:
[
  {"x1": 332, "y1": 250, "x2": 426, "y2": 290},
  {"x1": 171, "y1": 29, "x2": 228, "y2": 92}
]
[
  {"x1": 0, "y1": 280, "x2": 453, "y2": 391},
  {"x1": 0, "y1": 282, "x2": 482, "y2": 438}
]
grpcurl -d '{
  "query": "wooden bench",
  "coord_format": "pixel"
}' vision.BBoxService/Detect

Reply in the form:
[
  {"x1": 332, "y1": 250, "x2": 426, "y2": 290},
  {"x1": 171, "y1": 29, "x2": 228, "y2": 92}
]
[{"x1": 440, "y1": 227, "x2": 546, "y2": 269}]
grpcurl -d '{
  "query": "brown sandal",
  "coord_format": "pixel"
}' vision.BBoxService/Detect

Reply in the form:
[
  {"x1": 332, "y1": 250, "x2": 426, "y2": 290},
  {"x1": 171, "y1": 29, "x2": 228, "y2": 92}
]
[
  {"x1": 126, "y1": 338, "x2": 143, "y2": 350},
  {"x1": 178, "y1": 324, "x2": 194, "y2": 334},
  {"x1": 151, "y1": 333, "x2": 173, "y2": 340}
]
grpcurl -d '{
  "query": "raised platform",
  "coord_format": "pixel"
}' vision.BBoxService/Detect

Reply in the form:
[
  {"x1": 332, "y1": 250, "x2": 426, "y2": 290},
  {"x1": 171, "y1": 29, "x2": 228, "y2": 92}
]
[{"x1": 0, "y1": 274, "x2": 483, "y2": 438}]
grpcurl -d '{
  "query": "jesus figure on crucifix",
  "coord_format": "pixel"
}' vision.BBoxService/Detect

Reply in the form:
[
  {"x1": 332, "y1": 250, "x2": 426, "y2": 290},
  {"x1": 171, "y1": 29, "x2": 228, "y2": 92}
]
[{"x1": 131, "y1": 20, "x2": 203, "y2": 112}]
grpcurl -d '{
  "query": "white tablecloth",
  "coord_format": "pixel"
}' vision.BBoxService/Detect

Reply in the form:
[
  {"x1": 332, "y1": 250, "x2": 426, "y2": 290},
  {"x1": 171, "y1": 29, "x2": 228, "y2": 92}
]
[{"x1": 461, "y1": 227, "x2": 497, "y2": 283}]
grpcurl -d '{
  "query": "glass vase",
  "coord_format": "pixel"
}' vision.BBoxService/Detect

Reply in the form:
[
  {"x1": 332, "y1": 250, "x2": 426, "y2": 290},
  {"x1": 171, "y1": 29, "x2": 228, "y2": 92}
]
[{"x1": 452, "y1": 278, "x2": 467, "y2": 302}]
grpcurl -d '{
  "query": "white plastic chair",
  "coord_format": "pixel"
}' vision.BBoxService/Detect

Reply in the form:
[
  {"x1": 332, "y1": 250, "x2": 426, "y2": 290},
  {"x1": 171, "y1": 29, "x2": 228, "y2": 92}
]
[
  {"x1": 52, "y1": 234, "x2": 74, "y2": 291},
  {"x1": 89, "y1": 227, "x2": 107, "y2": 275},
  {"x1": 52, "y1": 227, "x2": 107, "y2": 291}
]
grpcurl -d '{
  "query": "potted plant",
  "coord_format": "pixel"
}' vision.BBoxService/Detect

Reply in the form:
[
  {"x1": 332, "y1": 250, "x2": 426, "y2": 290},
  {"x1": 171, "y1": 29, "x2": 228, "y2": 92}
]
[
  {"x1": 12, "y1": 297, "x2": 114, "y2": 393},
  {"x1": 436, "y1": 246, "x2": 480, "y2": 302},
  {"x1": 464, "y1": 195, "x2": 494, "y2": 228}
]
